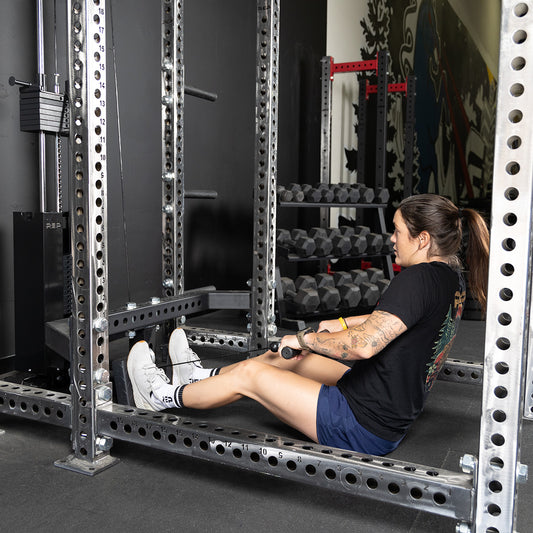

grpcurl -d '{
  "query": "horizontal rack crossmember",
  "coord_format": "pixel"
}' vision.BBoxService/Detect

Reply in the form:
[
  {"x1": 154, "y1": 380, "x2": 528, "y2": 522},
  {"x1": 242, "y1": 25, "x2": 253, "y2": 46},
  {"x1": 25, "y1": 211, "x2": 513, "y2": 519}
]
[
  {"x1": 45, "y1": 289, "x2": 252, "y2": 358},
  {"x1": 0, "y1": 379, "x2": 473, "y2": 521},
  {"x1": 97, "y1": 403, "x2": 473, "y2": 521},
  {"x1": 0, "y1": 380, "x2": 71, "y2": 428},
  {"x1": 183, "y1": 327, "x2": 251, "y2": 352}
]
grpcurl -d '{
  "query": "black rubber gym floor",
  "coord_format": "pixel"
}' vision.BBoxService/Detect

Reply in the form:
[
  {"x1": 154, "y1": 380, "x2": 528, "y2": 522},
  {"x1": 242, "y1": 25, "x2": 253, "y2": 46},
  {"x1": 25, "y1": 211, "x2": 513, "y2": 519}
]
[{"x1": 1, "y1": 318, "x2": 531, "y2": 532}]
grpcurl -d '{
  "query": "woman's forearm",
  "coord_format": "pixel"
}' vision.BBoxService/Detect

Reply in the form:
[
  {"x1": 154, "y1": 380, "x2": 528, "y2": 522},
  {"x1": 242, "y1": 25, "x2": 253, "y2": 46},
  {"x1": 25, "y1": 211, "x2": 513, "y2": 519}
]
[{"x1": 284, "y1": 311, "x2": 407, "y2": 362}]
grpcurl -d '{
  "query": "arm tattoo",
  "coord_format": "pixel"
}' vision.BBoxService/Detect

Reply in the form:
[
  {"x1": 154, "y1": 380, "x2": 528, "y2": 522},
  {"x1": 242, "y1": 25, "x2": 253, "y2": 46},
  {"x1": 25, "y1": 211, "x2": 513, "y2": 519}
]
[{"x1": 311, "y1": 310, "x2": 407, "y2": 361}]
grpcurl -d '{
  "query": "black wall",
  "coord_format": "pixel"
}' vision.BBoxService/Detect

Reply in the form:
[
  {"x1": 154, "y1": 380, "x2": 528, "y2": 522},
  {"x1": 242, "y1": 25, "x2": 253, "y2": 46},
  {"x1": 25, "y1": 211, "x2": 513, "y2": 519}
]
[{"x1": 0, "y1": 0, "x2": 326, "y2": 358}]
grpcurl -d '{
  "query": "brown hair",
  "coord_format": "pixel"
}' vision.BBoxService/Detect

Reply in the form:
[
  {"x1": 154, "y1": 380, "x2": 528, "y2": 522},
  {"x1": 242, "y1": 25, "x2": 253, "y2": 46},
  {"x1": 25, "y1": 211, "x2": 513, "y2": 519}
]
[{"x1": 398, "y1": 194, "x2": 490, "y2": 312}]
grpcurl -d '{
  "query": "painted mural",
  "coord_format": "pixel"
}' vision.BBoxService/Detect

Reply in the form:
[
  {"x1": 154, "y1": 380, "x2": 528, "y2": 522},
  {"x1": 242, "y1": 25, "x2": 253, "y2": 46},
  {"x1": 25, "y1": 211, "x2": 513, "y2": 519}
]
[{"x1": 345, "y1": 0, "x2": 496, "y2": 208}]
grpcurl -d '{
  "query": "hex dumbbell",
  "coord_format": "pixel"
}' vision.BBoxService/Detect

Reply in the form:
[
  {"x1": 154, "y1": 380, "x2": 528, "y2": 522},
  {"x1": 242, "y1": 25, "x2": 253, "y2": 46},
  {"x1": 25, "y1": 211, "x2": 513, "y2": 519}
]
[
  {"x1": 374, "y1": 187, "x2": 390, "y2": 204},
  {"x1": 350, "y1": 184, "x2": 375, "y2": 203},
  {"x1": 365, "y1": 233, "x2": 384, "y2": 254},
  {"x1": 287, "y1": 183, "x2": 305, "y2": 202},
  {"x1": 338, "y1": 282, "x2": 362, "y2": 308},
  {"x1": 331, "y1": 186, "x2": 349, "y2": 203},
  {"x1": 350, "y1": 268, "x2": 370, "y2": 285},
  {"x1": 315, "y1": 184, "x2": 334, "y2": 203},
  {"x1": 276, "y1": 228, "x2": 316, "y2": 257},
  {"x1": 304, "y1": 187, "x2": 322, "y2": 202},
  {"x1": 280, "y1": 276, "x2": 320, "y2": 314},
  {"x1": 366, "y1": 267, "x2": 385, "y2": 284},
  {"x1": 327, "y1": 228, "x2": 351, "y2": 256},
  {"x1": 332, "y1": 271, "x2": 362, "y2": 308},
  {"x1": 277, "y1": 186, "x2": 293, "y2": 202},
  {"x1": 359, "y1": 281, "x2": 380, "y2": 307},
  {"x1": 346, "y1": 187, "x2": 361, "y2": 203},
  {"x1": 349, "y1": 234, "x2": 367, "y2": 255},
  {"x1": 308, "y1": 227, "x2": 333, "y2": 257},
  {"x1": 315, "y1": 273, "x2": 341, "y2": 311}
]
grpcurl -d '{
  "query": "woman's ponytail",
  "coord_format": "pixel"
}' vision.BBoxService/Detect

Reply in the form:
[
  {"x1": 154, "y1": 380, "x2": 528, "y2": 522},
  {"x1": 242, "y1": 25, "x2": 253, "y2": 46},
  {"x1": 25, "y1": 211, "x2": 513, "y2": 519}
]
[{"x1": 462, "y1": 208, "x2": 490, "y2": 313}]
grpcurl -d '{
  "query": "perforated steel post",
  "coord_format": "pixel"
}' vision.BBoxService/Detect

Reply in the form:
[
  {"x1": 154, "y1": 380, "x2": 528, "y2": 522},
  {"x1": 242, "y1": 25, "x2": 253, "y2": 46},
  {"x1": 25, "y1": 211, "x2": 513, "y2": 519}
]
[
  {"x1": 56, "y1": 0, "x2": 117, "y2": 474},
  {"x1": 320, "y1": 56, "x2": 332, "y2": 185},
  {"x1": 249, "y1": 0, "x2": 279, "y2": 351},
  {"x1": 357, "y1": 78, "x2": 368, "y2": 184},
  {"x1": 161, "y1": 0, "x2": 185, "y2": 298},
  {"x1": 403, "y1": 75, "x2": 416, "y2": 198},
  {"x1": 473, "y1": 1, "x2": 532, "y2": 530},
  {"x1": 375, "y1": 50, "x2": 388, "y2": 190}
]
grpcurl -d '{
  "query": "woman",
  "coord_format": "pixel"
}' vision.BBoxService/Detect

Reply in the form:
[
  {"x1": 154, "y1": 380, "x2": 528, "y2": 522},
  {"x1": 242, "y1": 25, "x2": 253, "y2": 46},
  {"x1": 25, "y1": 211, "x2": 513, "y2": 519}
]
[{"x1": 127, "y1": 194, "x2": 489, "y2": 455}]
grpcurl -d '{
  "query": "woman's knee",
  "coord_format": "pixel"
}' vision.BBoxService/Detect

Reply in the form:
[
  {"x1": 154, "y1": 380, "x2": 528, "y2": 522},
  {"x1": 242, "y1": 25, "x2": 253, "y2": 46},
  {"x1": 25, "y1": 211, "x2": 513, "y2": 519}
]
[{"x1": 230, "y1": 358, "x2": 265, "y2": 382}]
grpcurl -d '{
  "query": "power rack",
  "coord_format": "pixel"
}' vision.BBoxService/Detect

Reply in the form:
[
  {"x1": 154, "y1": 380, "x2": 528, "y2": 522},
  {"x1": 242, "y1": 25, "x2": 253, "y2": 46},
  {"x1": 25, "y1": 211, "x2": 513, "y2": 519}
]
[{"x1": 0, "y1": 2, "x2": 531, "y2": 532}]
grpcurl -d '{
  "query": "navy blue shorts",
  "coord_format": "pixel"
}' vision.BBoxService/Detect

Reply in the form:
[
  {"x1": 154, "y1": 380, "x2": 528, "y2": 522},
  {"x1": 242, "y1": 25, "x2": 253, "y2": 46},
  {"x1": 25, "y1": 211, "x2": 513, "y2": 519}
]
[{"x1": 316, "y1": 384, "x2": 402, "y2": 455}]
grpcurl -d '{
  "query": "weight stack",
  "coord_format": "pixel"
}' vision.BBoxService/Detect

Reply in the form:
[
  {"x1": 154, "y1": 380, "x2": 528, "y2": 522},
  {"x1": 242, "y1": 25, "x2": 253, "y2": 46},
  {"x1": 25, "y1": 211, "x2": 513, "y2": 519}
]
[
  {"x1": 18, "y1": 86, "x2": 69, "y2": 134},
  {"x1": 13, "y1": 212, "x2": 69, "y2": 373}
]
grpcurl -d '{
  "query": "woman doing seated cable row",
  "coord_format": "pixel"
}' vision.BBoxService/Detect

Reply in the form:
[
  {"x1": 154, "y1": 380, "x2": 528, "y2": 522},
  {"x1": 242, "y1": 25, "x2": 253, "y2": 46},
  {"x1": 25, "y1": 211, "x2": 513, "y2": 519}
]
[{"x1": 127, "y1": 193, "x2": 489, "y2": 455}]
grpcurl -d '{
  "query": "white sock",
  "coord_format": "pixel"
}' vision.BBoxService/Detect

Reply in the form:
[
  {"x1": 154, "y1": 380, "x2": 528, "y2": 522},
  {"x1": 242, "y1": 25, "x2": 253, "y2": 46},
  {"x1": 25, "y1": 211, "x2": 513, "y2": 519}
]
[{"x1": 152, "y1": 382, "x2": 187, "y2": 408}]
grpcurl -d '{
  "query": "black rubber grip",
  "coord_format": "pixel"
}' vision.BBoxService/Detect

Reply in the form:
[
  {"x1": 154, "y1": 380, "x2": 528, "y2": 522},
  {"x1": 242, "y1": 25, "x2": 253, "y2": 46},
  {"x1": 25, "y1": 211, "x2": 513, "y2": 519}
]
[
  {"x1": 269, "y1": 342, "x2": 300, "y2": 359},
  {"x1": 281, "y1": 346, "x2": 300, "y2": 359}
]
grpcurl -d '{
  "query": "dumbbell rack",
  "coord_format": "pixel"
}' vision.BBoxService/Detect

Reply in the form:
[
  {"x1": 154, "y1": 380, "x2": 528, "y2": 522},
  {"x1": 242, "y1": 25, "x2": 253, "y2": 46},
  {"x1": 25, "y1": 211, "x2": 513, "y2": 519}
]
[
  {"x1": 274, "y1": 51, "x2": 402, "y2": 327},
  {"x1": 276, "y1": 199, "x2": 394, "y2": 328}
]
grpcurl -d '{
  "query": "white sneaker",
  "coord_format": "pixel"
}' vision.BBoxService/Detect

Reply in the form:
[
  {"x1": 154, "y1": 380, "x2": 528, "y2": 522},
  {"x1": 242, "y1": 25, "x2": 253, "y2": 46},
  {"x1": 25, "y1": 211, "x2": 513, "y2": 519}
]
[
  {"x1": 169, "y1": 328, "x2": 204, "y2": 385},
  {"x1": 127, "y1": 340, "x2": 171, "y2": 411}
]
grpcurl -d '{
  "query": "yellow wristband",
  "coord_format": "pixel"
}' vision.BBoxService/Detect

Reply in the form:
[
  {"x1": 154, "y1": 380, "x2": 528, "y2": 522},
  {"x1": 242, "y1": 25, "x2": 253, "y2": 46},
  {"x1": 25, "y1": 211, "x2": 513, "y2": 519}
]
[{"x1": 338, "y1": 317, "x2": 348, "y2": 330}]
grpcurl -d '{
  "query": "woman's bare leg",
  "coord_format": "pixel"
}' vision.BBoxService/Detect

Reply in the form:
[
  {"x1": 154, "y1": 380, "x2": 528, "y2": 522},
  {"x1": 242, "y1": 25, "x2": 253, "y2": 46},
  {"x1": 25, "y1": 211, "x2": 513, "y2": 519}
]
[
  {"x1": 182, "y1": 358, "x2": 322, "y2": 441},
  {"x1": 129, "y1": 342, "x2": 330, "y2": 440}
]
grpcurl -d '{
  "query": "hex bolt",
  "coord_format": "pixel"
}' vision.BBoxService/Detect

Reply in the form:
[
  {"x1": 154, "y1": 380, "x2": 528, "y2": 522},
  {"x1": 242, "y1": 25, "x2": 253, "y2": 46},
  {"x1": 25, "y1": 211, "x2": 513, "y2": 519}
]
[
  {"x1": 126, "y1": 330, "x2": 136, "y2": 340},
  {"x1": 95, "y1": 435, "x2": 113, "y2": 452},
  {"x1": 150, "y1": 296, "x2": 161, "y2": 305},
  {"x1": 268, "y1": 314, "x2": 276, "y2": 324},
  {"x1": 268, "y1": 324, "x2": 277, "y2": 336},
  {"x1": 93, "y1": 317, "x2": 108, "y2": 333},
  {"x1": 161, "y1": 58, "x2": 173, "y2": 71},
  {"x1": 161, "y1": 95, "x2": 173, "y2": 106},
  {"x1": 268, "y1": 280, "x2": 277, "y2": 290},
  {"x1": 178, "y1": 315, "x2": 186, "y2": 325},
  {"x1": 460, "y1": 454, "x2": 477, "y2": 474},
  {"x1": 517, "y1": 462, "x2": 529, "y2": 484},
  {"x1": 126, "y1": 302, "x2": 137, "y2": 310},
  {"x1": 455, "y1": 522, "x2": 471, "y2": 533},
  {"x1": 163, "y1": 278, "x2": 174, "y2": 289},
  {"x1": 246, "y1": 279, "x2": 252, "y2": 287},
  {"x1": 163, "y1": 204, "x2": 174, "y2": 214},
  {"x1": 97, "y1": 386, "x2": 112, "y2": 402},
  {"x1": 162, "y1": 172, "x2": 174, "y2": 182},
  {"x1": 94, "y1": 368, "x2": 109, "y2": 384}
]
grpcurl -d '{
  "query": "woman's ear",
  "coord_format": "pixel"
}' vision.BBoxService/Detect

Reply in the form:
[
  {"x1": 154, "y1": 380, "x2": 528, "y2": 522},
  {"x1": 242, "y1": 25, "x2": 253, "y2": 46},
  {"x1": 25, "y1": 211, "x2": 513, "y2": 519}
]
[{"x1": 418, "y1": 230, "x2": 431, "y2": 249}]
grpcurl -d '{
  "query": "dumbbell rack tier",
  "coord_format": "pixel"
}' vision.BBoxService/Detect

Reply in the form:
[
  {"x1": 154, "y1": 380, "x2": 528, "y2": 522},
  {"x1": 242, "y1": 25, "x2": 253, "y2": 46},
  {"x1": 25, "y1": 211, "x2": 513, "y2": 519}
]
[
  {"x1": 278, "y1": 204, "x2": 393, "y2": 272},
  {"x1": 1, "y1": 2, "x2": 532, "y2": 532},
  {"x1": 277, "y1": 249, "x2": 391, "y2": 263},
  {"x1": 279, "y1": 201, "x2": 386, "y2": 208}
]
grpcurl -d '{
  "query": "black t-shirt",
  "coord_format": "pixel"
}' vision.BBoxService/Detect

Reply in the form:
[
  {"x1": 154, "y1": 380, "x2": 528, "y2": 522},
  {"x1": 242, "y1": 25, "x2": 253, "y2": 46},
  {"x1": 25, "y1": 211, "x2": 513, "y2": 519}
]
[{"x1": 336, "y1": 262, "x2": 466, "y2": 441}]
